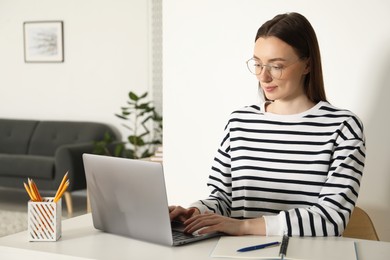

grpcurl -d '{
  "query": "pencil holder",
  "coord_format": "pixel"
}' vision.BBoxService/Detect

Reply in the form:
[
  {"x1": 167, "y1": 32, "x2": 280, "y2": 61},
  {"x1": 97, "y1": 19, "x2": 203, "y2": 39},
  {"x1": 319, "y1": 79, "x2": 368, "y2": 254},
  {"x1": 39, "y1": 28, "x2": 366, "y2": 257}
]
[{"x1": 27, "y1": 197, "x2": 62, "y2": 241}]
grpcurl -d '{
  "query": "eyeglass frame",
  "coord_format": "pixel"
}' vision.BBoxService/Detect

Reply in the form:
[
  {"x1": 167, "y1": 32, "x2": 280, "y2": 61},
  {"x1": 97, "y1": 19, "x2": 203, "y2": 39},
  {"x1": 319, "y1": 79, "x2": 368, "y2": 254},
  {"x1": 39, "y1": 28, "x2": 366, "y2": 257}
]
[{"x1": 245, "y1": 57, "x2": 303, "y2": 80}]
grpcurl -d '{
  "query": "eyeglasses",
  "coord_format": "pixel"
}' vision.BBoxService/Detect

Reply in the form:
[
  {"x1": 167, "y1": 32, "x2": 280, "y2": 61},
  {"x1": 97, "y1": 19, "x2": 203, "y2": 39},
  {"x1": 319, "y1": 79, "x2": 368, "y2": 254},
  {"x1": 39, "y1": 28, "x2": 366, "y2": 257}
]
[{"x1": 246, "y1": 58, "x2": 300, "y2": 80}]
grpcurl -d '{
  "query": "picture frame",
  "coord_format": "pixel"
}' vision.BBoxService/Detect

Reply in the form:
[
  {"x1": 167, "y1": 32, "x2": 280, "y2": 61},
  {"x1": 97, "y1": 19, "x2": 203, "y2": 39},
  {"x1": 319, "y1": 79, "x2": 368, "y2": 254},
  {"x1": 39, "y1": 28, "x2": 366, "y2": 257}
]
[{"x1": 23, "y1": 21, "x2": 64, "y2": 63}]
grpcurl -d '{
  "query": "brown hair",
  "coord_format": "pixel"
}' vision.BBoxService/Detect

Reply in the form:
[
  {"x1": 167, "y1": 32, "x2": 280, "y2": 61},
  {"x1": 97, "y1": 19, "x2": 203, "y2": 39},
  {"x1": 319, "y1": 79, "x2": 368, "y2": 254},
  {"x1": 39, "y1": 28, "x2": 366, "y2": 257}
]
[{"x1": 255, "y1": 12, "x2": 327, "y2": 102}]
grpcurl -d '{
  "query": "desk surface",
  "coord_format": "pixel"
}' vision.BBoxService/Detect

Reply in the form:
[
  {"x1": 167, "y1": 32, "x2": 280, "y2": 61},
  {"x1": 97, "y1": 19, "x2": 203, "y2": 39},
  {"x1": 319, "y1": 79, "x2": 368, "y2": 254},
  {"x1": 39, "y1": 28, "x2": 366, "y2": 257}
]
[{"x1": 1, "y1": 213, "x2": 389, "y2": 259}]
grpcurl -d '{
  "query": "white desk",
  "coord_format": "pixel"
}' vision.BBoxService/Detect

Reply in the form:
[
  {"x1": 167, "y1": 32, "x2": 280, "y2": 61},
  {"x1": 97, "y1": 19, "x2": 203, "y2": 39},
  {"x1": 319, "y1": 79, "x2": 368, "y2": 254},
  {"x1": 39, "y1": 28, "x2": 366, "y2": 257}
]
[{"x1": 0, "y1": 213, "x2": 389, "y2": 259}]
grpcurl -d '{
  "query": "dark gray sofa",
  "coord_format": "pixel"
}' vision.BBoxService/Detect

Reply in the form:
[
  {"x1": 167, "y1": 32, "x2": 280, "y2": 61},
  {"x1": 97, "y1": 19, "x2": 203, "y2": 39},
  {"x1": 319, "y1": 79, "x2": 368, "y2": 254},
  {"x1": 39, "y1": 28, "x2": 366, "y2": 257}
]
[{"x1": 0, "y1": 118, "x2": 118, "y2": 214}]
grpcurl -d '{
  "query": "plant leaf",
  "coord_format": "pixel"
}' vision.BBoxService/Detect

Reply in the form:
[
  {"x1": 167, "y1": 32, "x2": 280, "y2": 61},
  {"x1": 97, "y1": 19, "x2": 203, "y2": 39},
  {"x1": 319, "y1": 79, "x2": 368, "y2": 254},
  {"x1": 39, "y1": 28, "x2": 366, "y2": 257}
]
[
  {"x1": 124, "y1": 149, "x2": 136, "y2": 159},
  {"x1": 115, "y1": 114, "x2": 128, "y2": 120},
  {"x1": 139, "y1": 92, "x2": 148, "y2": 99},
  {"x1": 128, "y1": 135, "x2": 145, "y2": 146},
  {"x1": 114, "y1": 143, "x2": 124, "y2": 157},
  {"x1": 122, "y1": 124, "x2": 133, "y2": 131},
  {"x1": 141, "y1": 150, "x2": 153, "y2": 158},
  {"x1": 137, "y1": 102, "x2": 151, "y2": 110},
  {"x1": 129, "y1": 91, "x2": 139, "y2": 101}
]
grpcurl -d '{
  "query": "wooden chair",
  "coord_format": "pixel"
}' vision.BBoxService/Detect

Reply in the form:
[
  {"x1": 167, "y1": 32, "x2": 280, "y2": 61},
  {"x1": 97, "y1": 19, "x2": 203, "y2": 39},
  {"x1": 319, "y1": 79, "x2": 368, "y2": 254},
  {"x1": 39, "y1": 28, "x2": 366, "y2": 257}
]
[{"x1": 343, "y1": 206, "x2": 379, "y2": 241}]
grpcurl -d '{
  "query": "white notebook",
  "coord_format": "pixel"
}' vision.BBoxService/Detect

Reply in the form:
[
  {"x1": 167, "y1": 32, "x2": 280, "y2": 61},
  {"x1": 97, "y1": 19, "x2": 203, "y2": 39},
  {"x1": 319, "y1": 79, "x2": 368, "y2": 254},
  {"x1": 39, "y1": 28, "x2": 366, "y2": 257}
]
[{"x1": 211, "y1": 236, "x2": 357, "y2": 260}]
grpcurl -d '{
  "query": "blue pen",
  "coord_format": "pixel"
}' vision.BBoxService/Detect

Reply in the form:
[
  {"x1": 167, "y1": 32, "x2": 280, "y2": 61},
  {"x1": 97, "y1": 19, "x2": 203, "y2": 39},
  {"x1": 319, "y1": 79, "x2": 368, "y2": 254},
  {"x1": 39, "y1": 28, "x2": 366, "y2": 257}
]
[{"x1": 237, "y1": 241, "x2": 281, "y2": 252}]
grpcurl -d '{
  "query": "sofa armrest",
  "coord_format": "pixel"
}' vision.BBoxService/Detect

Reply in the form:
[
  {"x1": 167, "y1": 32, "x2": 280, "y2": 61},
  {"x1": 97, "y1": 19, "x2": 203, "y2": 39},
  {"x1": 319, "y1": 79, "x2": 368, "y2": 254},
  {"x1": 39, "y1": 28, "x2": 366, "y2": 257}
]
[{"x1": 55, "y1": 142, "x2": 95, "y2": 191}]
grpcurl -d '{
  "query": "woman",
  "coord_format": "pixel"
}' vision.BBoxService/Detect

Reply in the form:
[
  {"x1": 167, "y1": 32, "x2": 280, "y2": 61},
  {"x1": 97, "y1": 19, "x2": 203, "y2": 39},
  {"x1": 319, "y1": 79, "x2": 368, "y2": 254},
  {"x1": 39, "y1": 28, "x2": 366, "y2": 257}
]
[{"x1": 169, "y1": 12, "x2": 365, "y2": 237}]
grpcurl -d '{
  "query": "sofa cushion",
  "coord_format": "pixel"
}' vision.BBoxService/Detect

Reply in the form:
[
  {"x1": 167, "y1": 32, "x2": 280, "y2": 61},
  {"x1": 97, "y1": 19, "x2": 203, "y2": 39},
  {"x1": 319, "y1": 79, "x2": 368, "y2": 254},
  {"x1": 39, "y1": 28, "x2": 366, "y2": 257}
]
[
  {"x1": 28, "y1": 121, "x2": 111, "y2": 156},
  {"x1": 0, "y1": 154, "x2": 54, "y2": 179},
  {"x1": 0, "y1": 119, "x2": 38, "y2": 154}
]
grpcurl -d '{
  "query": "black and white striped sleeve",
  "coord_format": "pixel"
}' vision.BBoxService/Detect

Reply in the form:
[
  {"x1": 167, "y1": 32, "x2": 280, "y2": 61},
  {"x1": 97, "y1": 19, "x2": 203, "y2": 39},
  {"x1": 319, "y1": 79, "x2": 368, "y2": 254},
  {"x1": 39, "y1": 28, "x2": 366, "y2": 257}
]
[{"x1": 265, "y1": 116, "x2": 365, "y2": 236}]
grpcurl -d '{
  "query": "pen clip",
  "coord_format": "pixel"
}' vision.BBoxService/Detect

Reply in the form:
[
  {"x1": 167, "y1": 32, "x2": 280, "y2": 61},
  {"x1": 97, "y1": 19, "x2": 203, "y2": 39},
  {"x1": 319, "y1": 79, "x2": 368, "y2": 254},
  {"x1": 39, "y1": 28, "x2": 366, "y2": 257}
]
[{"x1": 279, "y1": 235, "x2": 289, "y2": 259}]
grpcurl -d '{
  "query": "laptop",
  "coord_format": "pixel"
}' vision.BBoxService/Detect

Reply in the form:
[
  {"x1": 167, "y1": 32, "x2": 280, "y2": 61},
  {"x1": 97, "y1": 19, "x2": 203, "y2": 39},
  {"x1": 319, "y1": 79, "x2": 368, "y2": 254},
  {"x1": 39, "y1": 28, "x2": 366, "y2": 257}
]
[{"x1": 82, "y1": 153, "x2": 221, "y2": 246}]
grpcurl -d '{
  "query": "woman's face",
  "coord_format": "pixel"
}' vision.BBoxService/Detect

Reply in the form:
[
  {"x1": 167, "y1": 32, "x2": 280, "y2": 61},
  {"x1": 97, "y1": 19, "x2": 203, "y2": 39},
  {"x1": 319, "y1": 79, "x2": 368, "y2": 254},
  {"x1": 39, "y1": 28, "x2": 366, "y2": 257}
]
[{"x1": 253, "y1": 36, "x2": 309, "y2": 102}]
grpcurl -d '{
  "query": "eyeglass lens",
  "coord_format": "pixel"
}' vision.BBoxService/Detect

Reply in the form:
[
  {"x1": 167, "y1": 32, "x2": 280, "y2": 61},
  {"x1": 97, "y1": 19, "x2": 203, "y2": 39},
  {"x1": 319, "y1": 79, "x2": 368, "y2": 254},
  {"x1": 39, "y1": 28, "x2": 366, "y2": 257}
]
[{"x1": 246, "y1": 59, "x2": 282, "y2": 79}]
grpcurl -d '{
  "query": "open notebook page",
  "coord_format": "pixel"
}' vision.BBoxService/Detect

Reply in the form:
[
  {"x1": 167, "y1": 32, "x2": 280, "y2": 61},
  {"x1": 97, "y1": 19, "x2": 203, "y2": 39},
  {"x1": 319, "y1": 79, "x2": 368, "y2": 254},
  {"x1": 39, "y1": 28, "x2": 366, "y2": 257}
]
[{"x1": 211, "y1": 236, "x2": 356, "y2": 260}]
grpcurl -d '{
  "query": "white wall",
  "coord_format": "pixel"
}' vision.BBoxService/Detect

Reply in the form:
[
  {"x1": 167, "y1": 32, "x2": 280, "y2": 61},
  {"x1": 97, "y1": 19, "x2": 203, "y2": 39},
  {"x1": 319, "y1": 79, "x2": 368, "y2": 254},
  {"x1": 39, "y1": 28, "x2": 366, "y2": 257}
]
[
  {"x1": 163, "y1": 0, "x2": 390, "y2": 241},
  {"x1": 0, "y1": 0, "x2": 151, "y2": 137}
]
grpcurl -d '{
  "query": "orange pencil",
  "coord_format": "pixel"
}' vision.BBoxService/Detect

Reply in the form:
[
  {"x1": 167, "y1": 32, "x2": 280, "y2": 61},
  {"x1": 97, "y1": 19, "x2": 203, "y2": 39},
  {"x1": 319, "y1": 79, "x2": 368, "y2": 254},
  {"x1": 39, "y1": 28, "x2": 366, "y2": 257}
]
[
  {"x1": 24, "y1": 182, "x2": 35, "y2": 201},
  {"x1": 54, "y1": 179, "x2": 69, "y2": 203},
  {"x1": 28, "y1": 178, "x2": 38, "y2": 201},
  {"x1": 55, "y1": 171, "x2": 69, "y2": 199},
  {"x1": 30, "y1": 179, "x2": 42, "y2": 202}
]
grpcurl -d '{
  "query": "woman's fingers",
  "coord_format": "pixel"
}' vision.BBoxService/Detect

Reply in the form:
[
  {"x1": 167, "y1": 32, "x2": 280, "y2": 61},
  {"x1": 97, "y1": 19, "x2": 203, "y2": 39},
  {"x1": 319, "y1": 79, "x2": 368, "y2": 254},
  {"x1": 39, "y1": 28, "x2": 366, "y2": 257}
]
[
  {"x1": 184, "y1": 213, "x2": 220, "y2": 234},
  {"x1": 169, "y1": 206, "x2": 199, "y2": 222},
  {"x1": 184, "y1": 213, "x2": 247, "y2": 236},
  {"x1": 169, "y1": 206, "x2": 185, "y2": 221}
]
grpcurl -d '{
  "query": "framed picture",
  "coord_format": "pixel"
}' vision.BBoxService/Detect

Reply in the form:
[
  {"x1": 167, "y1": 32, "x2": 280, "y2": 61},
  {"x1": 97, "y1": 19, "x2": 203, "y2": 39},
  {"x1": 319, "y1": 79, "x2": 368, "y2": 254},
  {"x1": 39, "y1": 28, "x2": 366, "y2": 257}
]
[{"x1": 23, "y1": 21, "x2": 64, "y2": 63}]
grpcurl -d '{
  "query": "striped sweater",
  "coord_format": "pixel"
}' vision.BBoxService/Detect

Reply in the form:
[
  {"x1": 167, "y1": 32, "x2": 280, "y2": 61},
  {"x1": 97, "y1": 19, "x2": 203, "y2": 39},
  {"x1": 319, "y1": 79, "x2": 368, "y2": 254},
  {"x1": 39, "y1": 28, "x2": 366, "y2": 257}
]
[{"x1": 191, "y1": 101, "x2": 366, "y2": 237}]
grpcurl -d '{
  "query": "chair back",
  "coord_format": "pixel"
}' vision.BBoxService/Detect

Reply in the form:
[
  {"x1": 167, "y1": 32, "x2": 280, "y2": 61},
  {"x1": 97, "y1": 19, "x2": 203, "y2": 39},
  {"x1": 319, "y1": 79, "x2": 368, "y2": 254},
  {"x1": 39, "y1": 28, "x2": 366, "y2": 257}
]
[{"x1": 343, "y1": 206, "x2": 379, "y2": 241}]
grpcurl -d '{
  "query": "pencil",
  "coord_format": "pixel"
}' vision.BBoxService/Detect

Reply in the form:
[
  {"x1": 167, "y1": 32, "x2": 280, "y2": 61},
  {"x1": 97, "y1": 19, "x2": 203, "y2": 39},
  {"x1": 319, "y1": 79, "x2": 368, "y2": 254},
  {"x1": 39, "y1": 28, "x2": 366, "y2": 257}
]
[
  {"x1": 24, "y1": 182, "x2": 35, "y2": 201},
  {"x1": 55, "y1": 171, "x2": 69, "y2": 199},
  {"x1": 30, "y1": 179, "x2": 42, "y2": 202},
  {"x1": 54, "y1": 179, "x2": 69, "y2": 203},
  {"x1": 28, "y1": 178, "x2": 38, "y2": 201}
]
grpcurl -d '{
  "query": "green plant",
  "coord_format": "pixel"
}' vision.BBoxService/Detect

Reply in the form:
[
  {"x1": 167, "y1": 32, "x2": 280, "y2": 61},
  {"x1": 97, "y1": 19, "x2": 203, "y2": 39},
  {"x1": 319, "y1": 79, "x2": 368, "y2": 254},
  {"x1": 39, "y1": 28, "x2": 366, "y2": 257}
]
[{"x1": 93, "y1": 91, "x2": 162, "y2": 159}]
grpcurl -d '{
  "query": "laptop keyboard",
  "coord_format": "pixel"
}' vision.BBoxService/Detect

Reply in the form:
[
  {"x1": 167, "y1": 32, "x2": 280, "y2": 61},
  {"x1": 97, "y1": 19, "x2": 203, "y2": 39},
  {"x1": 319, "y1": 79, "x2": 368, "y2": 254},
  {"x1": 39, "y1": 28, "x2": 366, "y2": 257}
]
[{"x1": 172, "y1": 229, "x2": 196, "y2": 241}]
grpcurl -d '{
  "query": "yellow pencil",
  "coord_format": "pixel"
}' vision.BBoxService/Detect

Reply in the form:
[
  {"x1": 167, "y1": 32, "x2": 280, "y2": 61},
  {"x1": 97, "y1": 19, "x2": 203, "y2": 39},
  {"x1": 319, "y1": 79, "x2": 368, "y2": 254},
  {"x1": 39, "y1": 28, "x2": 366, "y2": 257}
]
[
  {"x1": 54, "y1": 180, "x2": 69, "y2": 203},
  {"x1": 55, "y1": 171, "x2": 69, "y2": 199},
  {"x1": 28, "y1": 178, "x2": 38, "y2": 201},
  {"x1": 24, "y1": 182, "x2": 35, "y2": 201},
  {"x1": 30, "y1": 179, "x2": 42, "y2": 202}
]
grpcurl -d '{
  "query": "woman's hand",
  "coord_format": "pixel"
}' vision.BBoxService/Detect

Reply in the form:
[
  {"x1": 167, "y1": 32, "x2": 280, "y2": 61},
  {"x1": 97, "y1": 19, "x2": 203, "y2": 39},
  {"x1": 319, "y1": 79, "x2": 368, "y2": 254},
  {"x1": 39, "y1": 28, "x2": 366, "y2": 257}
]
[
  {"x1": 183, "y1": 212, "x2": 266, "y2": 236},
  {"x1": 169, "y1": 206, "x2": 200, "y2": 222}
]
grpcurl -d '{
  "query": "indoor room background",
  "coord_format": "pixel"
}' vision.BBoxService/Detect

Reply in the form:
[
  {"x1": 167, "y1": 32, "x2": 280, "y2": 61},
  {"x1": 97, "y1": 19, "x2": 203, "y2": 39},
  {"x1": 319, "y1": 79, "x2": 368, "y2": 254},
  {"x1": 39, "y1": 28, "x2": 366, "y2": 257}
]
[
  {"x1": 0, "y1": 0, "x2": 161, "y2": 123},
  {"x1": 0, "y1": 0, "x2": 389, "y2": 241}
]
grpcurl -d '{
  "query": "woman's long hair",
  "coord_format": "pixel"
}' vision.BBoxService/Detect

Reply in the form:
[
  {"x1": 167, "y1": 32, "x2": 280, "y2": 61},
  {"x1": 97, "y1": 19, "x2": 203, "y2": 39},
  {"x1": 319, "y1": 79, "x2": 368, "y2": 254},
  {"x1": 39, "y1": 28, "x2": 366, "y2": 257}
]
[{"x1": 256, "y1": 12, "x2": 327, "y2": 103}]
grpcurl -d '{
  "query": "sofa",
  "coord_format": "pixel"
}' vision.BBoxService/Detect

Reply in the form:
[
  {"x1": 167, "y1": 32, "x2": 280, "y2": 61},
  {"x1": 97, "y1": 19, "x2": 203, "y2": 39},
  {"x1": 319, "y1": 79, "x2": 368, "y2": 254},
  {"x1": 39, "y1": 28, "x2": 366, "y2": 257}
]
[{"x1": 0, "y1": 118, "x2": 118, "y2": 214}]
